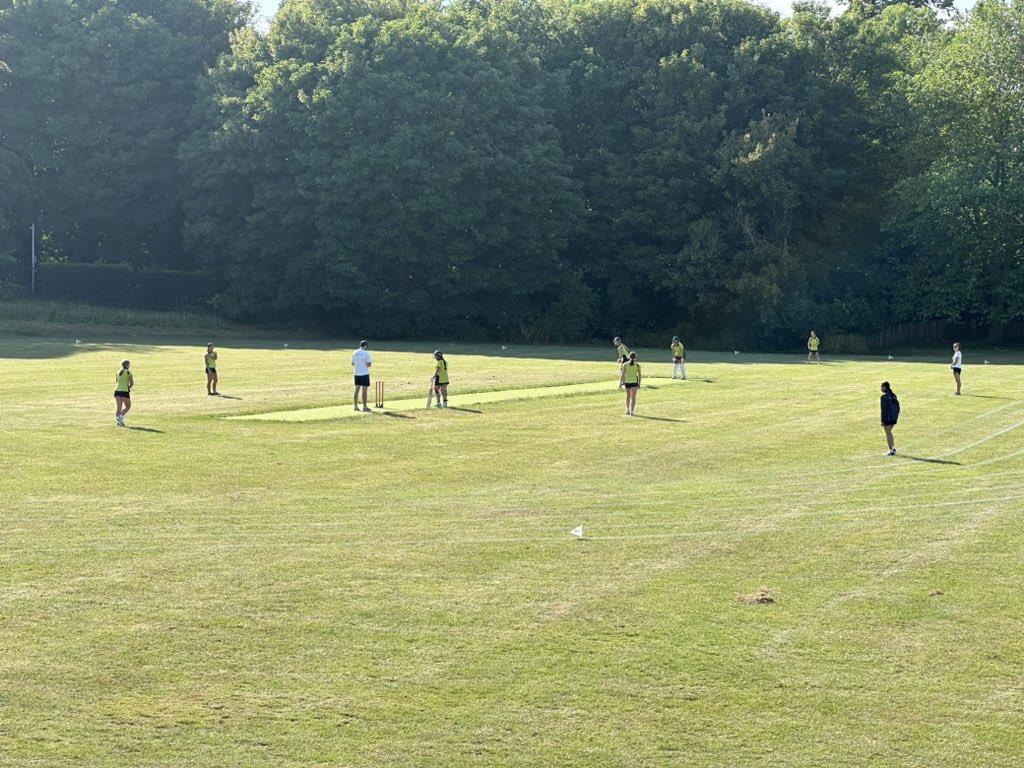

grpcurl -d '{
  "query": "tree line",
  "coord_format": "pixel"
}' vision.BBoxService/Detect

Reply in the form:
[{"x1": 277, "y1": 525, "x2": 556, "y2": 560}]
[{"x1": 1, "y1": 0, "x2": 1021, "y2": 345}]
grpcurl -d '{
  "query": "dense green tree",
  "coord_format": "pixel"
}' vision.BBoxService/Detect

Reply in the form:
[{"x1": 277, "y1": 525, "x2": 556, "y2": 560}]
[
  {"x1": 5, "y1": 0, "x2": 1011, "y2": 344},
  {"x1": 0, "y1": 54, "x2": 30, "y2": 275},
  {"x1": 548, "y1": 0, "x2": 913, "y2": 343},
  {"x1": 0, "y1": 0, "x2": 249, "y2": 267},
  {"x1": 184, "y1": 0, "x2": 587, "y2": 338},
  {"x1": 775, "y1": 1, "x2": 945, "y2": 337},
  {"x1": 891, "y1": 0, "x2": 1024, "y2": 338}
]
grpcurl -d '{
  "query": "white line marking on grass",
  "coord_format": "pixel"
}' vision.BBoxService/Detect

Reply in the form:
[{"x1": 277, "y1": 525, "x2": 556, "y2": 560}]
[
  {"x1": 26, "y1": 490, "x2": 1024, "y2": 552},
  {"x1": 934, "y1": 418, "x2": 1024, "y2": 459},
  {"x1": 827, "y1": 504, "x2": 1000, "y2": 609},
  {"x1": 976, "y1": 400, "x2": 1024, "y2": 419},
  {"x1": 972, "y1": 447, "x2": 1024, "y2": 468},
  {"x1": 12, "y1": 505, "x2": 1003, "y2": 554}
]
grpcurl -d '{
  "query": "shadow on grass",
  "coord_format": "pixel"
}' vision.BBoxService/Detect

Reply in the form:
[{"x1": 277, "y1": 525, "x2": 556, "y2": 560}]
[
  {"x1": 0, "y1": 339, "x2": 165, "y2": 360},
  {"x1": 632, "y1": 415, "x2": 688, "y2": 423},
  {"x1": 4, "y1": 315, "x2": 1021, "y2": 366},
  {"x1": 214, "y1": 394, "x2": 244, "y2": 400},
  {"x1": 964, "y1": 394, "x2": 1015, "y2": 400},
  {"x1": 377, "y1": 411, "x2": 415, "y2": 420},
  {"x1": 898, "y1": 455, "x2": 962, "y2": 466},
  {"x1": 446, "y1": 407, "x2": 483, "y2": 414},
  {"x1": 126, "y1": 426, "x2": 165, "y2": 433}
]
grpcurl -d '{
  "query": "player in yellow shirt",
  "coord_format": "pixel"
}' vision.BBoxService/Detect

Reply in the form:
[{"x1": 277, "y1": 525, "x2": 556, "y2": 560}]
[
  {"x1": 670, "y1": 336, "x2": 686, "y2": 380},
  {"x1": 204, "y1": 343, "x2": 219, "y2": 395},
  {"x1": 807, "y1": 331, "x2": 820, "y2": 364},
  {"x1": 114, "y1": 359, "x2": 134, "y2": 427},
  {"x1": 432, "y1": 350, "x2": 449, "y2": 408},
  {"x1": 613, "y1": 336, "x2": 629, "y2": 364},
  {"x1": 619, "y1": 351, "x2": 642, "y2": 415}
]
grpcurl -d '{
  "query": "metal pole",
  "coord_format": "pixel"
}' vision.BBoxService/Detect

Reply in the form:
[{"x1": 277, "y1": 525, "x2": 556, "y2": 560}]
[{"x1": 30, "y1": 223, "x2": 36, "y2": 295}]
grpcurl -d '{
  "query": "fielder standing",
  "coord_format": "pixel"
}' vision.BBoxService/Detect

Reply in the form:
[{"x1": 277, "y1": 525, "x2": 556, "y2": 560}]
[
  {"x1": 352, "y1": 340, "x2": 372, "y2": 412},
  {"x1": 880, "y1": 381, "x2": 900, "y2": 456},
  {"x1": 114, "y1": 359, "x2": 134, "y2": 427},
  {"x1": 951, "y1": 342, "x2": 963, "y2": 396},
  {"x1": 670, "y1": 336, "x2": 686, "y2": 380},
  {"x1": 613, "y1": 336, "x2": 630, "y2": 363},
  {"x1": 432, "y1": 350, "x2": 449, "y2": 408},
  {"x1": 620, "y1": 351, "x2": 642, "y2": 416},
  {"x1": 204, "y1": 343, "x2": 219, "y2": 396},
  {"x1": 807, "y1": 331, "x2": 821, "y2": 364}
]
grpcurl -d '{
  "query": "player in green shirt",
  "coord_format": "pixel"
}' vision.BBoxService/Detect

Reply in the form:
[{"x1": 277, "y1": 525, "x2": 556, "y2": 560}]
[
  {"x1": 619, "y1": 351, "x2": 642, "y2": 416},
  {"x1": 432, "y1": 351, "x2": 449, "y2": 408},
  {"x1": 613, "y1": 336, "x2": 629, "y2": 364},
  {"x1": 114, "y1": 359, "x2": 134, "y2": 427},
  {"x1": 670, "y1": 336, "x2": 686, "y2": 380},
  {"x1": 204, "y1": 343, "x2": 219, "y2": 396},
  {"x1": 807, "y1": 331, "x2": 820, "y2": 364}
]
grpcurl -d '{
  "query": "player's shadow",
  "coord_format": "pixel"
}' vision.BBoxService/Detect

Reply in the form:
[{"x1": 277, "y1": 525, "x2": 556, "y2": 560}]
[
  {"x1": 898, "y1": 455, "x2": 961, "y2": 466},
  {"x1": 632, "y1": 415, "x2": 687, "y2": 423},
  {"x1": 446, "y1": 407, "x2": 483, "y2": 414},
  {"x1": 126, "y1": 426, "x2": 165, "y2": 433},
  {"x1": 214, "y1": 394, "x2": 244, "y2": 400},
  {"x1": 964, "y1": 394, "x2": 1014, "y2": 400},
  {"x1": 377, "y1": 411, "x2": 414, "y2": 419}
]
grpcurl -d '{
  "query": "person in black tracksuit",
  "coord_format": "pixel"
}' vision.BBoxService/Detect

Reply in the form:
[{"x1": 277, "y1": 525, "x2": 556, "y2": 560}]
[{"x1": 880, "y1": 381, "x2": 900, "y2": 456}]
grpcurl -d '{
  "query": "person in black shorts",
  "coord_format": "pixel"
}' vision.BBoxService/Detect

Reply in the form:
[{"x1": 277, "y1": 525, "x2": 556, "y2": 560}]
[
  {"x1": 204, "y1": 343, "x2": 219, "y2": 395},
  {"x1": 880, "y1": 381, "x2": 900, "y2": 456},
  {"x1": 352, "y1": 340, "x2": 373, "y2": 412},
  {"x1": 619, "y1": 351, "x2": 642, "y2": 416},
  {"x1": 950, "y1": 342, "x2": 962, "y2": 396},
  {"x1": 114, "y1": 359, "x2": 134, "y2": 427}
]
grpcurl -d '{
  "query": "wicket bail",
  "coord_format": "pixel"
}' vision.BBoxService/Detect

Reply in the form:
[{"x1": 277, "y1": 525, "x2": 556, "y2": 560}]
[{"x1": 374, "y1": 381, "x2": 384, "y2": 409}]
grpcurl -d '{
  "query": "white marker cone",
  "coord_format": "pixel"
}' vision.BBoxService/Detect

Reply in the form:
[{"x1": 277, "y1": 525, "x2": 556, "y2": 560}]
[
  {"x1": 888, "y1": 355, "x2": 894, "y2": 360},
  {"x1": 501, "y1": 345, "x2": 508, "y2": 351},
  {"x1": 570, "y1": 525, "x2": 584, "y2": 539}
]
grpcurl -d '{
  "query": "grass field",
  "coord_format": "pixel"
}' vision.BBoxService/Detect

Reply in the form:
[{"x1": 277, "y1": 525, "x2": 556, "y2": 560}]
[{"x1": 2, "y1": 326, "x2": 1024, "y2": 767}]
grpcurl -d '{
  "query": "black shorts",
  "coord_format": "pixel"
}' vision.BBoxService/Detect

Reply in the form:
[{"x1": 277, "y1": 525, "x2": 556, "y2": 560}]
[
  {"x1": 882, "y1": 421, "x2": 897, "y2": 427},
  {"x1": 673, "y1": 357, "x2": 683, "y2": 364},
  {"x1": 624, "y1": 382, "x2": 639, "y2": 389},
  {"x1": 952, "y1": 367, "x2": 961, "y2": 374},
  {"x1": 354, "y1": 374, "x2": 370, "y2": 387},
  {"x1": 206, "y1": 367, "x2": 217, "y2": 374},
  {"x1": 114, "y1": 390, "x2": 130, "y2": 399}
]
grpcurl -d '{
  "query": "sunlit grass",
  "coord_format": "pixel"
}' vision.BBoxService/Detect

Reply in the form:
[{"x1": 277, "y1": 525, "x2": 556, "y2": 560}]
[{"x1": 2, "y1": 327, "x2": 1023, "y2": 767}]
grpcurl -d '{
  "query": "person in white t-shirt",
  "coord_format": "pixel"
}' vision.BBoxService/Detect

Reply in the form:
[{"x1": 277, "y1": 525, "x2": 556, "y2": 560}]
[
  {"x1": 951, "y1": 342, "x2": 962, "y2": 396},
  {"x1": 352, "y1": 340, "x2": 373, "y2": 412}
]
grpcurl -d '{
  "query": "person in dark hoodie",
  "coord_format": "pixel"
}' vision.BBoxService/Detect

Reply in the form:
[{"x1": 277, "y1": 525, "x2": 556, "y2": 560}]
[{"x1": 880, "y1": 381, "x2": 900, "y2": 456}]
